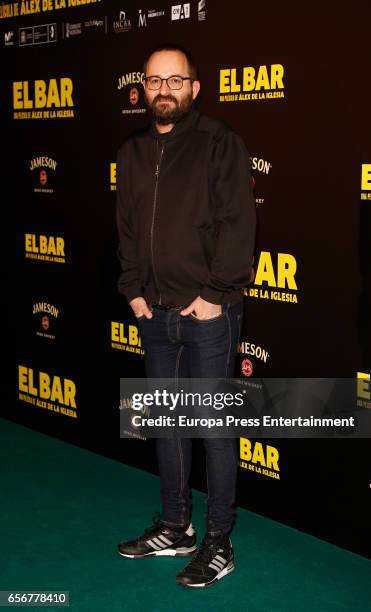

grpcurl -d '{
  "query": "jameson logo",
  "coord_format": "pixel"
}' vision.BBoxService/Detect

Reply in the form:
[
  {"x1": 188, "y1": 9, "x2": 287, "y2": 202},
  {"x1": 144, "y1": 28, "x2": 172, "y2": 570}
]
[
  {"x1": 118, "y1": 71, "x2": 146, "y2": 115},
  {"x1": 238, "y1": 341, "x2": 270, "y2": 364},
  {"x1": 118, "y1": 72, "x2": 144, "y2": 90},
  {"x1": 33, "y1": 302, "x2": 59, "y2": 339},
  {"x1": 30, "y1": 156, "x2": 57, "y2": 171},
  {"x1": 33, "y1": 302, "x2": 59, "y2": 316},
  {"x1": 250, "y1": 157, "x2": 272, "y2": 175},
  {"x1": 30, "y1": 155, "x2": 57, "y2": 193}
]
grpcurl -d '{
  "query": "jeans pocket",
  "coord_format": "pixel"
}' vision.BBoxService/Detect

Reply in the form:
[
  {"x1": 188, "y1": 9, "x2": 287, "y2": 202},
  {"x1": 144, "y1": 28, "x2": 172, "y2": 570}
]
[
  {"x1": 135, "y1": 305, "x2": 154, "y2": 322},
  {"x1": 190, "y1": 303, "x2": 229, "y2": 323}
]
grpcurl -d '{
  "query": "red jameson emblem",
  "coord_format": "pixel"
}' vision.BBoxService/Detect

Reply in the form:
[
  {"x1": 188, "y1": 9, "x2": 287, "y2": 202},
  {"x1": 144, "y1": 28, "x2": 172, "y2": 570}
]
[
  {"x1": 41, "y1": 315, "x2": 49, "y2": 330},
  {"x1": 129, "y1": 86, "x2": 140, "y2": 106},
  {"x1": 39, "y1": 169, "x2": 48, "y2": 185},
  {"x1": 241, "y1": 358, "x2": 253, "y2": 377}
]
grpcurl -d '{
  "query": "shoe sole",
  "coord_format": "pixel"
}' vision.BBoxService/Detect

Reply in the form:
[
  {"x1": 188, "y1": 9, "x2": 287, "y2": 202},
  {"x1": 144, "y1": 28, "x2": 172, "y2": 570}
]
[
  {"x1": 176, "y1": 561, "x2": 235, "y2": 588},
  {"x1": 118, "y1": 544, "x2": 197, "y2": 559}
]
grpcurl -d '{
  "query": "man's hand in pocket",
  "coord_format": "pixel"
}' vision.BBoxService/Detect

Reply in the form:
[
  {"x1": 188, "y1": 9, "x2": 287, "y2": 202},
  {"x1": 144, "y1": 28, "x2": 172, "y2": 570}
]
[
  {"x1": 129, "y1": 297, "x2": 153, "y2": 319},
  {"x1": 180, "y1": 296, "x2": 222, "y2": 320}
]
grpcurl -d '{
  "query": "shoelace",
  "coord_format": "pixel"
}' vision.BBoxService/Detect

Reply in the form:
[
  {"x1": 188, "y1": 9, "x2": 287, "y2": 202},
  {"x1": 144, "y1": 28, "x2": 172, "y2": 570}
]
[{"x1": 184, "y1": 536, "x2": 222, "y2": 571}]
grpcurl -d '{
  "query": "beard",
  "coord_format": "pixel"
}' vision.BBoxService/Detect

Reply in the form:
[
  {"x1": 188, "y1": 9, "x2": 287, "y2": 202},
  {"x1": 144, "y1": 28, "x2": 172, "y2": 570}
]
[{"x1": 145, "y1": 91, "x2": 194, "y2": 125}]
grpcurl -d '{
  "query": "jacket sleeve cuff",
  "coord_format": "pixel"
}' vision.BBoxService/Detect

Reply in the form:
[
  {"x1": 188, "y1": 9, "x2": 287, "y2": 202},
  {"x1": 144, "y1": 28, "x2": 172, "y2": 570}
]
[
  {"x1": 199, "y1": 286, "x2": 226, "y2": 305},
  {"x1": 122, "y1": 286, "x2": 143, "y2": 303}
]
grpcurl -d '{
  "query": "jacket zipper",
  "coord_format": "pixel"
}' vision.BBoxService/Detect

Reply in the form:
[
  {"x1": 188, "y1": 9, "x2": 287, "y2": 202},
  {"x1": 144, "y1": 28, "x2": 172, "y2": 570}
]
[{"x1": 150, "y1": 140, "x2": 165, "y2": 305}]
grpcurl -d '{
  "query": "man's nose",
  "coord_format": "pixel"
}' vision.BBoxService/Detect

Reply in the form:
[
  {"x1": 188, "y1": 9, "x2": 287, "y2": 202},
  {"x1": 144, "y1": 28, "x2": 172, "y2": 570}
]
[{"x1": 159, "y1": 79, "x2": 171, "y2": 95}]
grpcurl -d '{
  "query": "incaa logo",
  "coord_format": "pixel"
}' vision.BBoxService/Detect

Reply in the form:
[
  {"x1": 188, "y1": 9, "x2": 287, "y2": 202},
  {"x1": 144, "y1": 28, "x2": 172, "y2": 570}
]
[{"x1": 246, "y1": 251, "x2": 298, "y2": 304}]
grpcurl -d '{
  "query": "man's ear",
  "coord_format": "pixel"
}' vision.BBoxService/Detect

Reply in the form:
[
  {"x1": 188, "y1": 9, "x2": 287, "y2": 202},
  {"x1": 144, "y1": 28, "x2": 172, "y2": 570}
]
[{"x1": 192, "y1": 80, "x2": 201, "y2": 100}]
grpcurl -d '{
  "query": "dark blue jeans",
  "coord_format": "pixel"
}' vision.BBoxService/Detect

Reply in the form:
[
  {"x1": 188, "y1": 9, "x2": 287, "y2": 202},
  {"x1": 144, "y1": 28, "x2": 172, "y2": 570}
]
[{"x1": 137, "y1": 299, "x2": 243, "y2": 535}]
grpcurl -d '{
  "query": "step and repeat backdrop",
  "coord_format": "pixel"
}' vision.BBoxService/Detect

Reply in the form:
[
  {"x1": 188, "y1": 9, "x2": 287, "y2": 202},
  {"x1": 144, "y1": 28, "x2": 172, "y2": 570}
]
[{"x1": 2, "y1": 1, "x2": 370, "y2": 557}]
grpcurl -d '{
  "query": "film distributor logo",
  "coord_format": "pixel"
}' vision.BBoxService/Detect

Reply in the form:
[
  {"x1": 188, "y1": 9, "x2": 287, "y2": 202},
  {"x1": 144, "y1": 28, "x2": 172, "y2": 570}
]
[
  {"x1": 361, "y1": 164, "x2": 371, "y2": 200},
  {"x1": 13, "y1": 78, "x2": 74, "y2": 119},
  {"x1": 111, "y1": 321, "x2": 144, "y2": 356},
  {"x1": 219, "y1": 64, "x2": 285, "y2": 103},
  {"x1": 239, "y1": 438, "x2": 280, "y2": 480},
  {"x1": 18, "y1": 365, "x2": 77, "y2": 419},
  {"x1": 245, "y1": 251, "x2": 298, "y2": 304},
  {"x1": 25, "y1": 233, "x2": 66, "y2": 263}
]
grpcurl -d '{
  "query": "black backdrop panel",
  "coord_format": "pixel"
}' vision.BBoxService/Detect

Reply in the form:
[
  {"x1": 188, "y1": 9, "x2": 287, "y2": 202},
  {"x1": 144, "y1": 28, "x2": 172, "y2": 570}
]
[{"x1": 2, "y1": 1, "x2": 370, "y2": 558}]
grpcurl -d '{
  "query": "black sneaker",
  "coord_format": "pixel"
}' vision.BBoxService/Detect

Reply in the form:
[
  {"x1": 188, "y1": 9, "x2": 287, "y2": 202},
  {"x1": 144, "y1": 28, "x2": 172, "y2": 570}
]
[
  {"x1": 176, "y1": 531, "x2": 234, "y2": 588},
  {"x1": 117, "y1": 513, "x2": 197, "y2": 559}
]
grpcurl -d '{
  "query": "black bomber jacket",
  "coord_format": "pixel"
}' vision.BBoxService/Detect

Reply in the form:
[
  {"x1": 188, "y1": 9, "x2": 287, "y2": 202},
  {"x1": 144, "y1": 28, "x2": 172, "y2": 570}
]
[{"x1": 116, "y1": 108, "x2": 256, "y2": 307}]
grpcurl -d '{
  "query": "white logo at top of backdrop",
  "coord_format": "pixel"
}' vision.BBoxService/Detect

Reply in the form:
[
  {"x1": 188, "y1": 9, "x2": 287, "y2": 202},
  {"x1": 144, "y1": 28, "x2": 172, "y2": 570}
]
[
  {"x1": 4, "y1": 30, "x2": 14, "y2": 46},
  {"x1": 138, "y1": 7, "x2": 165, "y2": 26},
  {"x1": 19, "y1": 23, "x2": 57, "y2": 46},
  {"x1": 65, "y1": 22, "x2": 82, "y2": 38},
  {"x1": 113, "y1": 10, "x2": 132, "y2": 33},
  {"x1": 171, "y1": 4, "x2": 190, "y2": 20},
  {"x1": 148, "y1": 8, "x2": 165, "y2": 18},
  {"x1": 138, "y1": 9, "x2": 147, "y2": 27},
  {"x1": 198, "y1": 0, "x2": 206, "y2": 21}
]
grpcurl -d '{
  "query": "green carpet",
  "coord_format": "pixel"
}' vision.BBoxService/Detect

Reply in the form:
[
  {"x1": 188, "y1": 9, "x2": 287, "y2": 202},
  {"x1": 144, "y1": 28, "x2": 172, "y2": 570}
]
[{"x1": 0, "y1": 417, "x2": 370, "y2": 611}]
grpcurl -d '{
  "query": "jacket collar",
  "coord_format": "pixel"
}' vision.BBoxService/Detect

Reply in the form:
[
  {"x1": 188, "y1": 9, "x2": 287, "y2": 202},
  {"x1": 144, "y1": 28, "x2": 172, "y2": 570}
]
[{"x1": 149, "y1": 107, "x2": 200, "y2": 141}]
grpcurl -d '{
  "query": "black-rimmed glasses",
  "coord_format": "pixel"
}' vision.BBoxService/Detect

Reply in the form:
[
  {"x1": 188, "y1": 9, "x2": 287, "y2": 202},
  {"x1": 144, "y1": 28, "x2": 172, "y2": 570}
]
[{"x1": 144, "y1": 75, "x2": 193, "y2": 90}]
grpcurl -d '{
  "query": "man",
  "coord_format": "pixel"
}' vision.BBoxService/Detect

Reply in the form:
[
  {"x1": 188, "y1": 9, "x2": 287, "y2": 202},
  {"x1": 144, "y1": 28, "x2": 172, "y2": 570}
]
[{"x1": 116, "y1": 43, "x2": 256, "y2": 588}]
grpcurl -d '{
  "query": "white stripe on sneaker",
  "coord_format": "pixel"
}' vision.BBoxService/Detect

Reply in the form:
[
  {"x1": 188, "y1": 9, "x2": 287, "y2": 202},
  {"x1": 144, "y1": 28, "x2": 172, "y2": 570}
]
[
  {"x1": 158, "y1": 534, "x2": 173, "y2": 545},
  {"x1": 146, "y1": 539, "x2": 161, "y2": 550},
  {"x1": 153, "y1": 537, "x2": 168, "y2": 548},
  {"x1": 209, "y1": 562, "x2": 222, "y2": 571},
  {"x1": 210, "y1": 559, "x2": 224, "y2": 570},
  {"x1": 215, "y1": 555, "x2": 227, "y2": 563}
]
